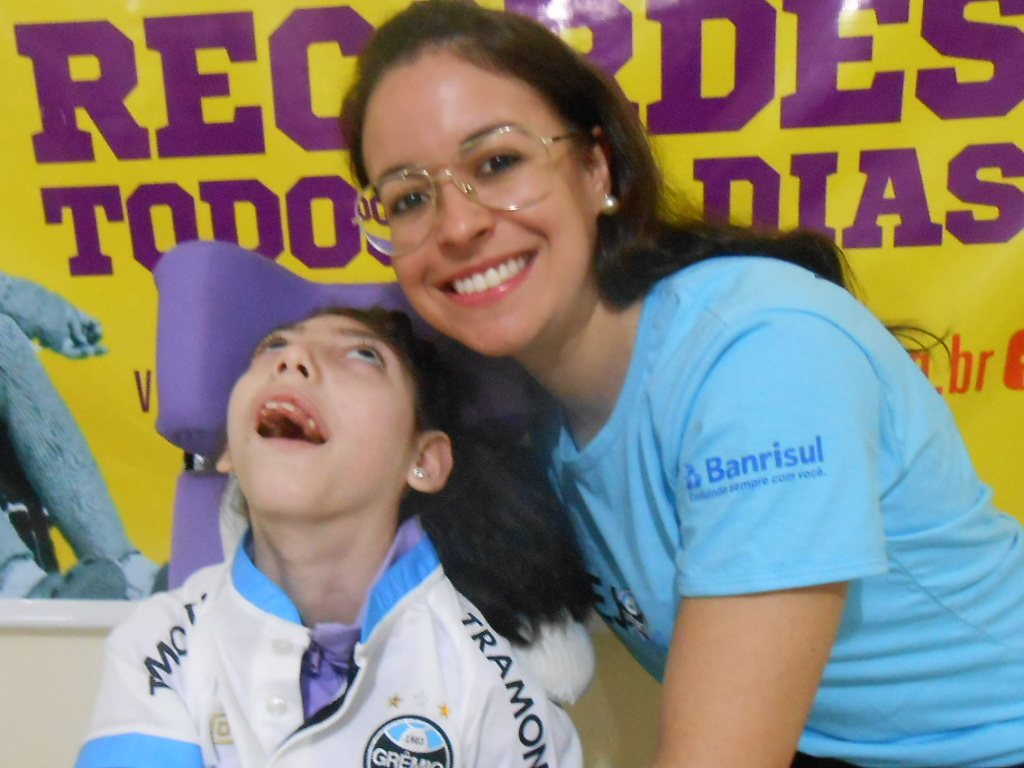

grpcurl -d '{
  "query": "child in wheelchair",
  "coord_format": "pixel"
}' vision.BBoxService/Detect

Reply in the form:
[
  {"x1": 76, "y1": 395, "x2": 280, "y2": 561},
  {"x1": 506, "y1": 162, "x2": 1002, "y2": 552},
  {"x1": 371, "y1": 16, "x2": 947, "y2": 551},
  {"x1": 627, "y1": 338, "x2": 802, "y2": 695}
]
[{"x1": 78, "y1": 306, "x2": 594, "y2": 767}]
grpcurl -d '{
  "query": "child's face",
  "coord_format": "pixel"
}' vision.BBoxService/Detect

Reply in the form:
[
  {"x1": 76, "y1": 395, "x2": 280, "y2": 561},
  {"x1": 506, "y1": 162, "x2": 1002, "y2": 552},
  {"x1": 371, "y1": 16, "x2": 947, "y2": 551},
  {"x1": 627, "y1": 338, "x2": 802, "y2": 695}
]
[{"x1": 219, "y1": 314, "x2": 434, "y2": 524}]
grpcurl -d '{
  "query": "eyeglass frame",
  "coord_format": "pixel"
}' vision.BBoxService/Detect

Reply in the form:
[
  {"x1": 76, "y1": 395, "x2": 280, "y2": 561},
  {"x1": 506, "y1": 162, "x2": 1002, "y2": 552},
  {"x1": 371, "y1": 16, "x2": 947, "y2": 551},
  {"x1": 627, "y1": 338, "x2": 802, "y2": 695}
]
[{"x1": 352, "y1": 124, "x2": 581, "y2": 257}]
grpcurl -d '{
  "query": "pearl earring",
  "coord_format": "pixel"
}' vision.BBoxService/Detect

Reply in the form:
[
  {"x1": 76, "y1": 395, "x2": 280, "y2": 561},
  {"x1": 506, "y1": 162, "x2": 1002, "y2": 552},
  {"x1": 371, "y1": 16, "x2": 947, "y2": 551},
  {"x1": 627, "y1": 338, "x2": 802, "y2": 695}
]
[
  {"x1": 412, "y1": 467, "x2": 427, "y2": 480},
  {"x1": 601, "y1": 194, "x2": 620, "y2": 215}
]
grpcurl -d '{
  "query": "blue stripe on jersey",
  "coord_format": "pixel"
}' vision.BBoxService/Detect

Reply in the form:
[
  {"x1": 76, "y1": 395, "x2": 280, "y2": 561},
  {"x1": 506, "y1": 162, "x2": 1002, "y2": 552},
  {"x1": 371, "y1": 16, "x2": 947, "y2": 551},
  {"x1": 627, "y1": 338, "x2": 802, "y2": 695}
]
[
  {"x1": 363, "y1": 537, "x2": 441, "y2": 639},
  {"x1": 76, "y1": 734, "x2": 203, "y2": 768}
]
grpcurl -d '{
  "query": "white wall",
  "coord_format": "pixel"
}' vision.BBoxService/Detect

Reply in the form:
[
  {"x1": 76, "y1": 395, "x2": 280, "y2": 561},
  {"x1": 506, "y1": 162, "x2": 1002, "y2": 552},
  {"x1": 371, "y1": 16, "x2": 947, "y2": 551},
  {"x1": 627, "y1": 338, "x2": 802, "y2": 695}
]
[
  {"x1": 0, "y1": 620, "x2": 660, "y2": 767},
  {"x1": 1, "y1": 624, "x2": 110, "y2": 766},
  {"x1": 568, "y1": 630, "x2": 663, "y2": 767}
]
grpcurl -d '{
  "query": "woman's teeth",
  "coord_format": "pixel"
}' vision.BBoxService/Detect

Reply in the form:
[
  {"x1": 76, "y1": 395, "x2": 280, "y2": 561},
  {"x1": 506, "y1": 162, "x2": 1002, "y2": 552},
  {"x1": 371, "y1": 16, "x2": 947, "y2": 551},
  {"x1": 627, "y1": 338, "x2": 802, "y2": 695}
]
[{"x1": 452, "y1": 256, "x2": 528, "y2": 295}]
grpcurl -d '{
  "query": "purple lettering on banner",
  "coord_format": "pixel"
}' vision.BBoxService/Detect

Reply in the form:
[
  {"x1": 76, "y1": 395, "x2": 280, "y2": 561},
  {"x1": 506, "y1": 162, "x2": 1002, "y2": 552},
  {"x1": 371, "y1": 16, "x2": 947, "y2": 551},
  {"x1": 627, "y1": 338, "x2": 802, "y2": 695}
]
[
  {"x1": 791, "y1": 153, "x2": 838, "y2": 240},
  {"x1": 648, "y1": 0, "x2": 776, "y2": 135},
  {"x1": 200, "y1": 180, "x2": 285, "y2": 258},
  {"x1": 947, "y1": 143, "x2": 1024, "y2": 244},
  {"x1": 271, "y1": 7, "x2": 375, "y2": 151},
  {"x1": 41, "y1": 186, "x2": 124, "y2": 276},
  {"x1": 781, "y1": 0, "x2": 908, "y2": 127},
  {"x1": 285, "y1": 176, "x2": 360, "y2": 269},
  {"x1": 693, "y1": 157, "x2": 781, "y2": 227},
  {"x1": 146, "y1": 13, "x2": 265, "y2": 158},
  {"x1": 15, "y1": 22, "x2": 150, "y2": 162},
  {"x1": 127, "y1": 184, "x2": 200, "y2": 270},
  {"x1": 842, "y1": 149, "x2": 943, "y2": 248},
  {"x1": 506, "y1": 0, "x2": 633, "y2": 77},
  {"x1": 918, "y1": 0, "x2": 1024, "y2": 119}
]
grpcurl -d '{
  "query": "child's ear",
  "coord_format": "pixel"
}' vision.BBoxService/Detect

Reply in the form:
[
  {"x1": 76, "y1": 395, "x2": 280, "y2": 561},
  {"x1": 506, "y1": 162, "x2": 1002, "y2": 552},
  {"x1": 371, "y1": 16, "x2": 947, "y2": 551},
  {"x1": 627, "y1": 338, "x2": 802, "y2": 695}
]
[
  {"x1": 215, "y1": 446, "x2": 234, "y2": 474},
  {"x1": 408, "y1": 430, "x2": 453, "y2": 493}
]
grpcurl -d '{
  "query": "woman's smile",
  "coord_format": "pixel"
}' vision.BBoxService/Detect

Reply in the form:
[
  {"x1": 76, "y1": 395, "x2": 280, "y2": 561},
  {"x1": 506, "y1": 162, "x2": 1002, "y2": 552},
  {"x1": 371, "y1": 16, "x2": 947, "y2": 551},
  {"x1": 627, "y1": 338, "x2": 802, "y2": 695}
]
[{"x1": 448, "y1": 253, "x2": 532, "y2": 298}]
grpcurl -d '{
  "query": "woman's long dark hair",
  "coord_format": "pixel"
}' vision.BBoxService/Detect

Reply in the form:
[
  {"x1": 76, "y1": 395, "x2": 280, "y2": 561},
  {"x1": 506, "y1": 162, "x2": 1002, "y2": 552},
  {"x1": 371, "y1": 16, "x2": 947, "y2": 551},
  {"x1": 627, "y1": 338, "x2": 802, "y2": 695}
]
[
  {"x1": 319, "y1": 307, "x2": 594, "y2": 645},
  {"x1": 341, "y1": 0, "x2": 852, "y2": 310}
]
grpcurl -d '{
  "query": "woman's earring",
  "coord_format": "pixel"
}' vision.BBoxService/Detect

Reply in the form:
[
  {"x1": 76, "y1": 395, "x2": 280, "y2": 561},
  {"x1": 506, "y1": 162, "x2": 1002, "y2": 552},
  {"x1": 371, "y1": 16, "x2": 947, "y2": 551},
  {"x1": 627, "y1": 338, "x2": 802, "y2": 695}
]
[
  {"x1": 601, "y1": 194, "x2": 620, "y2": 215},
  {"x1": 412, "y1": 467, "x2": 427, "y2": 480}
]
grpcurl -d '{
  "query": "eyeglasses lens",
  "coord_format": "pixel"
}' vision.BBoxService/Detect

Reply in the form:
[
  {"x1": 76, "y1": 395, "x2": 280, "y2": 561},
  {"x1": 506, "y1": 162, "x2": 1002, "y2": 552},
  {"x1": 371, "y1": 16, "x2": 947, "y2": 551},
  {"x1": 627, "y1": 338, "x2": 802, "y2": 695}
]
[{"x1": 355, "y1": 127, "x2": 555, "y2": 257}]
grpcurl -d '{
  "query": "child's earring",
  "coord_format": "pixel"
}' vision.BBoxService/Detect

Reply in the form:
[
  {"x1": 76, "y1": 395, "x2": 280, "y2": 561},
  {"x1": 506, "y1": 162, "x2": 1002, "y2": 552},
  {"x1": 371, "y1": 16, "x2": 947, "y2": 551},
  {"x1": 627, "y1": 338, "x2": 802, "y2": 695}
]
[
  {"x1": 601, "y1": 194, "x2": 620, "y2": 215},
  {"x1": 412, "y1": 467, "x2": 428, "y2": 480}
]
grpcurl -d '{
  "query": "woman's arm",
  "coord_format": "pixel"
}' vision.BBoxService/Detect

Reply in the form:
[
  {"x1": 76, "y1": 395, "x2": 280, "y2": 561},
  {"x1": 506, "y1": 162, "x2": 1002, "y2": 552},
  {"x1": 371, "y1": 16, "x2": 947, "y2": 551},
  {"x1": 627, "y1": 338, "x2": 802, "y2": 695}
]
[{"x1": 651, "y1": 582, "x2": 848, "y2": 768}]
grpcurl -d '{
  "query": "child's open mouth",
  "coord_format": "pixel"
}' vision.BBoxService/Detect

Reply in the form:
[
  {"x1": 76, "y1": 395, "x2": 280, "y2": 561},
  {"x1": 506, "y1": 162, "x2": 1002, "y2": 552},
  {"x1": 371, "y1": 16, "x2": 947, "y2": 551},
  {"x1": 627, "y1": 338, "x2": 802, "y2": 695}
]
[{"x1": 256, "y1": 399, "x2": 325, "y2": 444}]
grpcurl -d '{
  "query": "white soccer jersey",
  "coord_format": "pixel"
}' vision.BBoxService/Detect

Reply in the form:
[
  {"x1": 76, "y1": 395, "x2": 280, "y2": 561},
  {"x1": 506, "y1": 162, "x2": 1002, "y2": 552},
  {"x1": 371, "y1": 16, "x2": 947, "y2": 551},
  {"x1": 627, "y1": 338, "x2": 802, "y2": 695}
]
[{"x1": 77, "y1": 535, "x2": 584, "y2": 768}]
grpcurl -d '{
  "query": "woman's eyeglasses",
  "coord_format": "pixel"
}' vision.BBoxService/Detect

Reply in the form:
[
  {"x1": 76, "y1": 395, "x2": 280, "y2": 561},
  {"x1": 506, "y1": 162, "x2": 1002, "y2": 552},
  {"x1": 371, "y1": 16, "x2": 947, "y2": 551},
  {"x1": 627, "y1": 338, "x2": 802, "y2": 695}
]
[{"x1": 353, "y1": 124, "x2": 577, "y2": 257}]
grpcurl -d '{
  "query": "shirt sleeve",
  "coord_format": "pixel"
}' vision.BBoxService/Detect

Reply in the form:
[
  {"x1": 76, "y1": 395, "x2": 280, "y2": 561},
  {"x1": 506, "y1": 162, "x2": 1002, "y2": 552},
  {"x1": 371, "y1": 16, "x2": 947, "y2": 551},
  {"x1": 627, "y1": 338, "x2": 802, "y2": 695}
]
[
  {"x1": 671, "y1": 310, "x2": 891, "y2": 596},
  {"x1": 451, "y1": 596, "x2": 585, "y2": 767},
  {"x1": 76, "y1": 604, "x2": 205, "y2": 768},
  {"x1": 460, "y1": 672, "x2": 584, "y2": 768}
]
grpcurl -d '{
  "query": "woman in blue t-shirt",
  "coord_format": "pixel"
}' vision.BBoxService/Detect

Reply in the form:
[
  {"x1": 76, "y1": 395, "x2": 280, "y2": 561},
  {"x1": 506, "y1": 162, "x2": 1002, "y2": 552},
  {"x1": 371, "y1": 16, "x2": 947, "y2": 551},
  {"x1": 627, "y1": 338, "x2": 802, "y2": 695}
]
[{"x1": 340, "y1": 2, "x2": 1024, "y2": 767}]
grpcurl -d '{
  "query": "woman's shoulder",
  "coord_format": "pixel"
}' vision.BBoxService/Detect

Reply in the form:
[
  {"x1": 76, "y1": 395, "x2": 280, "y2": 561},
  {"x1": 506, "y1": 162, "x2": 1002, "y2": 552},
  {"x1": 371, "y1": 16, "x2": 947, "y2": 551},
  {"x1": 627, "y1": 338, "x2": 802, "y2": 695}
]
[
  {"x1": 656, "y1": 256, "x2": 850, "y2": 316},
  {"x1": 646, "y1": 256, "x2": 886, "y2": 356},
  {"x1": 632, "y1": 257, "x2": 910, "y2": 426}
]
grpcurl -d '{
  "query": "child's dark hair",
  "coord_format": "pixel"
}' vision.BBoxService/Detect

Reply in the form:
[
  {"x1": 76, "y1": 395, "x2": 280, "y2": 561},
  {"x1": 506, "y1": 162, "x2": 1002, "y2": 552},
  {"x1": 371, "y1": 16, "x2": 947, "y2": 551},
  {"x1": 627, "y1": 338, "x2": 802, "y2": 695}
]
[{"x1": 315, "y1": 306, "x2": 594, "y2": 645}]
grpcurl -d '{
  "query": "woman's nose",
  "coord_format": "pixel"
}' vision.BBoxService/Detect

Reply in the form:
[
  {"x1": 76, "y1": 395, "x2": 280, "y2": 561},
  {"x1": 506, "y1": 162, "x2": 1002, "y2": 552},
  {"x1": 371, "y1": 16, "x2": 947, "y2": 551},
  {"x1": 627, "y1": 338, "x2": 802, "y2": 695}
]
[{"x1": 434, "y1": 179, "x2": 494, "y2": 248}]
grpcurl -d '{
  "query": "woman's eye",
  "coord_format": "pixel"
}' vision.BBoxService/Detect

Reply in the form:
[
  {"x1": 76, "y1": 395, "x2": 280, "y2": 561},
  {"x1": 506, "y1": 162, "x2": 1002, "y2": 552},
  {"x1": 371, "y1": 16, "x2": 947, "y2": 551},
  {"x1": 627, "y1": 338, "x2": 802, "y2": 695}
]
[
  {"x1": 346, "y1": 345, "x2": 384, "y2": 366},
  {"x1": 379, "y1": 174, "x2": 432, "y2": 220},
  {"x1": 388, "y1": 189, "x2": 432, "y2": 218},
  {"x1": 477, "y1": 151, "x2": 523, "y2": 177}
]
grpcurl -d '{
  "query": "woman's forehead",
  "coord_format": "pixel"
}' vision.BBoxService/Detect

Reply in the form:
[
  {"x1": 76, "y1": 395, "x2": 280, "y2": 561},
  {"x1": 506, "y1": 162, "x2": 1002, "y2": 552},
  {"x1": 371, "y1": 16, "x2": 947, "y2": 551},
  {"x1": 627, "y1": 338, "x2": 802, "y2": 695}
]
[{"x1": 363, "y1": 50, "x2": 562, "y2": 165}]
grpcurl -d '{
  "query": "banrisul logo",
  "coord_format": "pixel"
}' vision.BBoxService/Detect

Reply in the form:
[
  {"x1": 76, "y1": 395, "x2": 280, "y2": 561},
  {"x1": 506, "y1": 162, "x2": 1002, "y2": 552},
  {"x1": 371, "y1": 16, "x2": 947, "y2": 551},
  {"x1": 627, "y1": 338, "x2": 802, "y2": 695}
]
[{"x1": 688, "y1": 436, "x2": 827, "y2": 502}]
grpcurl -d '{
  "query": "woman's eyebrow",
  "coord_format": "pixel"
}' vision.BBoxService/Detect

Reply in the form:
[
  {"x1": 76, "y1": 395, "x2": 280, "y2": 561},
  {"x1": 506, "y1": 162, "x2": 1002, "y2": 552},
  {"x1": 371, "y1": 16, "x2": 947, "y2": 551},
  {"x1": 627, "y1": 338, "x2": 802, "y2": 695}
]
[
  {"x1": 458, "y1": 121, "x2": 513, "y2": 148},
  {"x1": 373, "y1": 121, "x2": 515, "y2": 181},
  {"x1": 375, "y1": 159, "x2": 423, "y2": 181}
]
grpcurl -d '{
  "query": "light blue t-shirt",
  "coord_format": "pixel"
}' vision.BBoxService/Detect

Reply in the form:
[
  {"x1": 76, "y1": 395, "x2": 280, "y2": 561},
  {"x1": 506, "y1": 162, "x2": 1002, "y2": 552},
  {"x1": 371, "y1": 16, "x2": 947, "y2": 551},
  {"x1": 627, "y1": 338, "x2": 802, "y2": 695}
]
[{"x1": 550, "y1": 257, "x2": 1024, "y2": 768}]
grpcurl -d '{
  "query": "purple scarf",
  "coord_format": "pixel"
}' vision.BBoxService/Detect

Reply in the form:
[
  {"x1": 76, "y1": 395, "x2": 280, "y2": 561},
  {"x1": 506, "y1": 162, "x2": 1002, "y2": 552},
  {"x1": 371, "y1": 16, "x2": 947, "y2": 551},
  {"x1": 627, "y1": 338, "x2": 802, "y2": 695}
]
[{"x1": 298, "y1": 518, "x2": 424, "y2": 719}]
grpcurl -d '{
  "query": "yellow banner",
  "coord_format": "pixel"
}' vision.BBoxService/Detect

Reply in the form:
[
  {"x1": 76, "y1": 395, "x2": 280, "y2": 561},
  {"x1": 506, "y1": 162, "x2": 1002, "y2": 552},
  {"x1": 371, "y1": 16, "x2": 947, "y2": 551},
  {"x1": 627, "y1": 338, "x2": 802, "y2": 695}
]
[{"x1": 0, "y1": 0, "x2": 1020, "y2": 601}]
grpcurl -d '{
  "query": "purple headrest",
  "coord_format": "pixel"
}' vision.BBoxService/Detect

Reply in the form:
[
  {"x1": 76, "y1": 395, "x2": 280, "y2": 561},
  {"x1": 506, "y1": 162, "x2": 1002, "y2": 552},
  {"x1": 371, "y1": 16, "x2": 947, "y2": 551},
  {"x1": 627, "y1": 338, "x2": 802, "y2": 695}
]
[{"x1": 153, "y1": 240, "x2": 411, "y2": 457}]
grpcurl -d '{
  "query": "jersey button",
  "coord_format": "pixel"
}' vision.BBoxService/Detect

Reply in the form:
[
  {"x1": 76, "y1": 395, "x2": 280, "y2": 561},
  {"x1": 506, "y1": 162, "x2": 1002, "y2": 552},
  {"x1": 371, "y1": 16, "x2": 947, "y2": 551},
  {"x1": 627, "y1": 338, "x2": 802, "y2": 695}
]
[{"x1": 266, "y1": 696, "x2": 287, "y2": 716}]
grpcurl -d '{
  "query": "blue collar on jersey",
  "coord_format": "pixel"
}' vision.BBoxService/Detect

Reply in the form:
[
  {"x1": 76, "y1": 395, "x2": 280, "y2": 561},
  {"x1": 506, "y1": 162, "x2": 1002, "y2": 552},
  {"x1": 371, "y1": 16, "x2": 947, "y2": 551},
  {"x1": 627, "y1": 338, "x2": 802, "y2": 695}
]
[{"x1": 231, "y1": 529, "x2": 441, "y2": 637}]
